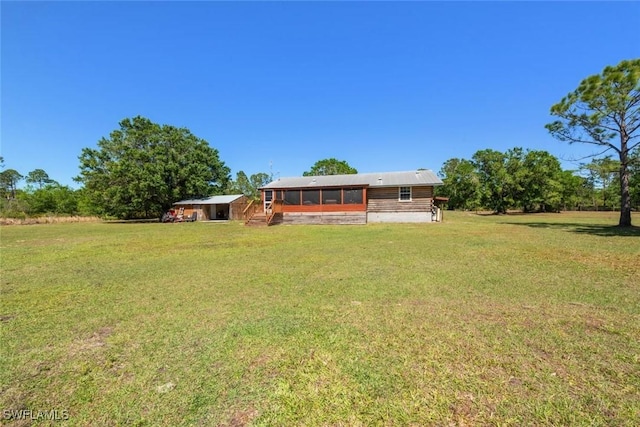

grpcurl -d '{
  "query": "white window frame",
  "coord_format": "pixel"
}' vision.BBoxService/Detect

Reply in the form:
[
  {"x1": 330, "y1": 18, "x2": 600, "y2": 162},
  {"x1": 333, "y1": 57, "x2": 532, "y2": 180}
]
[{"x1": 399, "y1": 186, "x2": 412, "y2": 201}]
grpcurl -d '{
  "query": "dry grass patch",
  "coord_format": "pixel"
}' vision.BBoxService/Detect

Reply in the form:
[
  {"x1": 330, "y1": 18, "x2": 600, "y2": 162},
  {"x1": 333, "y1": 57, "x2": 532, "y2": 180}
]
[{"x1": 0, "y1": 216, "x2": 102, "y2": 226}]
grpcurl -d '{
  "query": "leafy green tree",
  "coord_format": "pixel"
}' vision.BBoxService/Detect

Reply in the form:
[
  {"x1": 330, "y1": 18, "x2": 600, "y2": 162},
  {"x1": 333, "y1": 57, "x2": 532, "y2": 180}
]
[
  {"x1": 504, "y1": 147, "x2": 527, "y2": 209},
  {"x1": 0, "y1": 169, "x2": 23, "y2": 199},
  {"x1": 23, "y1": 184, "x2": 78, "y2": 215},
  {"x1": 76, "y1": 116, "x2": 230, "y2": 219},
  {"x1": 0, "y1": 196, "x2": 28, "y2": 219},
  {"x1": 472, "y1": 149, "x2": 513, "y2": 214},
  {"x1": 437, "y1": 158, "x2": 480, "y2": 210},
  {"x1": 581, "y1": 157, "x2": 620, "y2": 210},
  {"x1": 557, "y1": 170, "x2": 590, "y2": 211},
  {"x1": 546, "y1": 59, "x2": 640, "y2": 226},
  {"x1": 303, "y1": 158, "x2": 357, "y2": 176},
  {"x1": 472, "y1": 147, "x2": 546, "y2": 213},
  {"x1": 518, "y1": 150, "x2": 564, "y2": 212},
  {"x1": 75, "y1": 188, "x2": 102, "y2": 217},
  {"x1": 226, "y1": 171, "x2": 271, "y2": 200},
  {"x1": 441, "y1": 149, "x2": 570, "y2": 213},
  {"x1": 26, "y1": 169, "x2": 54, "y2": 189},
  {"x1": 250, "y1": 172, "x2": 271, "y2": 191},
  {"x1": 227, "y1": 171, "x2": 253, "y2": 197}
]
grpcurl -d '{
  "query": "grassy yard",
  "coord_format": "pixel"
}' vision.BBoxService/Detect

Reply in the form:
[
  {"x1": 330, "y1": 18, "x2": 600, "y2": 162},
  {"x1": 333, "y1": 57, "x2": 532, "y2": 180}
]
[{"x1": 1, "y1": 212, "x2": 639, "y2": 426}]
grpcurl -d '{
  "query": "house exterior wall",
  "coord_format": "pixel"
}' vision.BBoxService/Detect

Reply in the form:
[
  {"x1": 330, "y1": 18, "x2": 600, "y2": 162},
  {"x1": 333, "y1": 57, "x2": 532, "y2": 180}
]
[
  {"x1": 367, "y1": 186, "x2": 434, "y2": 212},
  {"x1": 229, "y1": 198, "x2": 250, "y2": 220},
  {"x1": 281, "y1": 212, "x2": 366, "y2": 225},
  {"x1": 194, "y1": 205, "x2": 207, "y2": 221},
  {"x1": 367, "y1": 212, "x2": 432, "y2": 223},
  {"x1": 263, "y1": 187, "x2": 366, "y2": 224},
  {"x1": 366, "y1": 186, "x2": 434, "y2": 223},
  {"x1": 259, "y1": 185, "x2": 436, "y2": 224}
]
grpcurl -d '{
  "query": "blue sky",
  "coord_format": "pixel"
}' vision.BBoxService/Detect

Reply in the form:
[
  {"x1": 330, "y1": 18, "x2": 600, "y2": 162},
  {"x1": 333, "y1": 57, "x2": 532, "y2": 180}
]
[{"x1": 2, "y1": 1, "x2": 639, "y2": 188}]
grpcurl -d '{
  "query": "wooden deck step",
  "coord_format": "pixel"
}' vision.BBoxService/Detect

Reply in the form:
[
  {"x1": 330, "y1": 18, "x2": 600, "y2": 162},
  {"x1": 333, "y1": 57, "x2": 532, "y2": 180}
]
[{"x1": 245, "y1": 213, "x2": 268, "y2": 226}]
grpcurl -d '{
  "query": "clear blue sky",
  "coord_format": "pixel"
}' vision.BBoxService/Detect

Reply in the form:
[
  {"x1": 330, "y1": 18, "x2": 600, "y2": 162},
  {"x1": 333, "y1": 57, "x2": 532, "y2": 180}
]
[{"x1": 2, "y1": 1, "x2": 639, "y2": 188}]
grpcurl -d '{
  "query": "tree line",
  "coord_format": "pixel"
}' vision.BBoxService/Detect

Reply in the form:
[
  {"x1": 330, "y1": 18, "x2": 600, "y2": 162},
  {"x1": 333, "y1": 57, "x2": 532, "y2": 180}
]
[
  {"x1": 0, "y1": 158, "x2": 89, "y2": 218},
  {"x1": 0, "y1": 128, "x2": 359, "y2": 219},
  {"x1": 435, "y1": 148, "x2": 640, "y2": 213},
  {"x1": 2, "y1": 59, "x2": 637, "y2": 225}
]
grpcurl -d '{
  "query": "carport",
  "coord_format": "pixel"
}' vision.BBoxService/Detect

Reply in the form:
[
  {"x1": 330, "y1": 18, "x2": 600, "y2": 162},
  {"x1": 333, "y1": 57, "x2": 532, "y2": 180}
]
[{"x1": 173, "y1": 194, "x2": 249, "y2": 221}]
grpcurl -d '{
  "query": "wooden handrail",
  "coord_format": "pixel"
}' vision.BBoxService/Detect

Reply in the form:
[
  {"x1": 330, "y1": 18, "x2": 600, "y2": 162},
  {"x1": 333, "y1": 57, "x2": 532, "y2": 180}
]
[
  {"x1": 243, "y1": 200, "x2": 261, "y2": 224},
  {"x1": 242, "y1": 200, "x2": 255, "y2": 215},
  {"x1": 266, "y1": 199, "x2": 283, "y2": 225},
  {"x1": 243, "y1": 198, "x2": 282, "y2": 225}
]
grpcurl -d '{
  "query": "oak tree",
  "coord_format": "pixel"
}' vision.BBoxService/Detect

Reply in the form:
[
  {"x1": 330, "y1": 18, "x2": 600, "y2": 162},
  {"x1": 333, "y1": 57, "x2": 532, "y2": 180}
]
[
  {"x1": 76, "y1": 116, "x2": 230, "y2": 219},
  {"x1": 303, "y1": 158, "x2": 357, "y2": 176},
  {"x1": 437, "y1": 158, "x2": 480, "y2": 210}
]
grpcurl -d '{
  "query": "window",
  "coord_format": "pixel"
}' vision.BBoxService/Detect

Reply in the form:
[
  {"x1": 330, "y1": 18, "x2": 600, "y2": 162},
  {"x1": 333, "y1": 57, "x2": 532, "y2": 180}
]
[
  {"x1": 302, "y1": 190, "x2": 320, "y2": 205},
  {"x1": 284, "y1": 190, "x2": 301, "y2": 205},
  {"x1": 264, "y1": 190, "x2": 273, "y2": 202},
  {"x1": 322, "y1": 189, "x2": 341, "y2": 204},
  {"x1": 399, "y1": 186, "x2": 411, "y2": 201},
  {"x1": 344, "y1": 188, "x2": 363, "y2": 204}
]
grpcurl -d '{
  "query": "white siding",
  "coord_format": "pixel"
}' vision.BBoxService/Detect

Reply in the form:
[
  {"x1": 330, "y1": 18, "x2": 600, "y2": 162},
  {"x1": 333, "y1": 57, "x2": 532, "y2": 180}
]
[{"x1": 367, "y1": 212, "x2": 433, "y2": 223}]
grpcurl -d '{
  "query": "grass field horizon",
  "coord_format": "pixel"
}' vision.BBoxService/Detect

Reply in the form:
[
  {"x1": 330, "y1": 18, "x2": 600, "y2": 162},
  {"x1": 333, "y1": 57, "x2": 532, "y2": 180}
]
[{"x1": 1, "y1": 211, "x2": 638, "y2": 425}]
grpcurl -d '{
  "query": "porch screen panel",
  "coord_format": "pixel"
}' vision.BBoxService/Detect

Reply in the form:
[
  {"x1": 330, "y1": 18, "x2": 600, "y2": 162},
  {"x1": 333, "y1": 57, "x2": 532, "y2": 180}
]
[
  {"x1": 344, "y1": 188, "x2": 363, "y2": 204},
  {"x1": 322, "y1": 189, "x2": 341, "y2": 204},
  {"x1": 284, "y1": 190, "x2": 301, "y2": 205},
  {"x1": 302, "y1": 190, "x2": 320, "y2": 205}
]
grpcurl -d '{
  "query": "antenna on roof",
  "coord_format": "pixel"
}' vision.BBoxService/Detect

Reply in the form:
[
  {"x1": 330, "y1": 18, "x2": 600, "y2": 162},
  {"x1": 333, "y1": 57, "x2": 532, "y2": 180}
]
[{"x1": 269, "y1": 160, "x2": 279, "y2": 181}]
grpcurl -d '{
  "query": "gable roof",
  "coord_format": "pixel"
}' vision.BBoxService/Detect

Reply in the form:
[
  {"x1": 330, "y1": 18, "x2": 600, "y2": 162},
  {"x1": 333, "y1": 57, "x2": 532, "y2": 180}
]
[
  {"x1": 262, "y1": 170, "x2": 442, "y2": 189},
  {"x1": 173, "y1": 194, "x2": 245, "y2": 205}
]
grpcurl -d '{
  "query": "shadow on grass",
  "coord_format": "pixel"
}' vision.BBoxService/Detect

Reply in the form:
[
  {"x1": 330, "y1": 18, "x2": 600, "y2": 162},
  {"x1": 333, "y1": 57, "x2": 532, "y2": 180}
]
[{"x1": 503, "y1": 221, "x2": 640, "y2": 237}]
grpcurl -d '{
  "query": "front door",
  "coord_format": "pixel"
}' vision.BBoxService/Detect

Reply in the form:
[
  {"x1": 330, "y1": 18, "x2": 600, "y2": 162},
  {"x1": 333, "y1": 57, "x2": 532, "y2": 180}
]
[{"x1": 263, "y1": 190, "x2": 273, "y2": 212}]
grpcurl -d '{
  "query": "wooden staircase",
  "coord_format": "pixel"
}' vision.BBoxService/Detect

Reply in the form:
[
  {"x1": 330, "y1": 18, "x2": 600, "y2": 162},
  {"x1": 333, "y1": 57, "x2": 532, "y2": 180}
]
[
  {"x1": 246, "y1": 212, "x2": 268, "y2": 227},
  {"x1": 243, "y1": 200, "x2": 283, "y2": 227},
  {"x1": 245, "y1": 212, "x2": 284, "y2": 226}
]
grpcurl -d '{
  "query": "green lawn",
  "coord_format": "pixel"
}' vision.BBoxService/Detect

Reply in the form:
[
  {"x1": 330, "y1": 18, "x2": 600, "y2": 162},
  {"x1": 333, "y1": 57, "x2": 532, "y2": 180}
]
[{"x1": 1, "y1": 212, "x2": 639, "y2": 426}]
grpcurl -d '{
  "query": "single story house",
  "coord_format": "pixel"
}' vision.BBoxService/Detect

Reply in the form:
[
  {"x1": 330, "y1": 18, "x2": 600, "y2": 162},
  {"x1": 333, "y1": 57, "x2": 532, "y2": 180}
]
[
  {"x1": 256, "y1": 170, "x2": 443, "y2": 225},
  {"x1": 173, "y1": 194, "x2": 249, "y2": 221}
]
